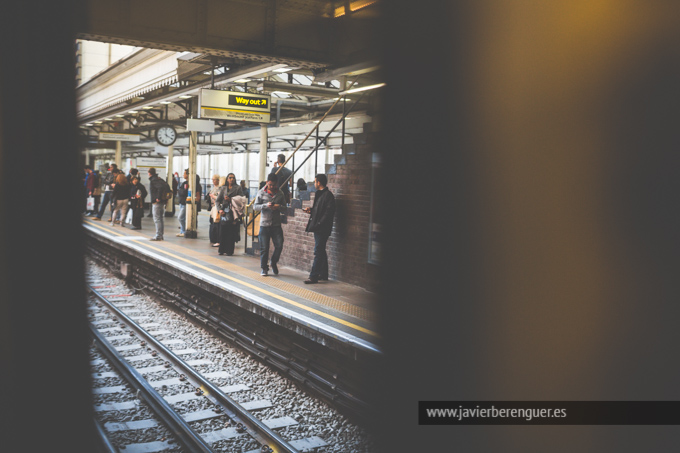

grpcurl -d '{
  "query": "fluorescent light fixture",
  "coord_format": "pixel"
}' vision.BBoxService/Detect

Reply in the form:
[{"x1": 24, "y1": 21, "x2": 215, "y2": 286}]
[
  {"x1": 339, "y1": 82, "x2": 385, "y2": 95},
  {"x1": 234, "y1": 79, "x2": 251, "y2": 83},
  {"x1": 85, "y1": 123, "x2": 94, "y2": 126},
  {"x1": 143, "y1": 106, "x2": 154, "y2": 109},
  {"x1": 179, "y1": 95, "x2": 193, "y2": 99},
  {"x1": 114, "y1": 114, "x2": 124, "y2": 118},
  {"x1": 128, "y1": 110, "x2": 139, "y2": 113},
  {"x1": 94, "y1": 121, "x2": 102, "y2": 124},
  {"x1": 104, "y1": 118, "x2": 113, "y2": 120},
  {"x1": 274, "y1": 67, "x2": 291, "y2": 73},
  {"x1": 160, "y1": 101, "x2": 172, "y2": 104}
]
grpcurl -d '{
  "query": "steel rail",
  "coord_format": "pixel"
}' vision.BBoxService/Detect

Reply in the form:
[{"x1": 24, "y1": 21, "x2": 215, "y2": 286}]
[
  {"x1": 89, "y1": 323, "x2": 215, "y2": 453},
  {"x1": 88, "y1": 285, "x2": 300, "y2": 453},
  {"x1": 93, "y1": 417, "x2": 117, "y2": 453}
]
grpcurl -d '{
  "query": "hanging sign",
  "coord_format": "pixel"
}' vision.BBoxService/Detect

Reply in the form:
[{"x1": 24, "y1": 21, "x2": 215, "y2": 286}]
[
  {"x1": 98, "y1": 132, "x2": 140, "y2": 142},
  {"x1": 199, "y1": 88, "x2": 271, "y2": 123}
]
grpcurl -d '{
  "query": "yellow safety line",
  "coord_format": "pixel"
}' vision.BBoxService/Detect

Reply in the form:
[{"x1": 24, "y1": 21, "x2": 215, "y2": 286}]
[{"x1": 83, "y1": 220, "x2": 380, "y2": 338}]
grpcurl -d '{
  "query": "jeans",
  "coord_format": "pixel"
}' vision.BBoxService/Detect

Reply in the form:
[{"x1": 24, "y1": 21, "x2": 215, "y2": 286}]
[
  {"x1": 310, "y1": 232, "x2": 330, "y2": 280},
  {"x1": 96, "y1": 191, "x2": 113, "y2": 218},
  {"x1": 259, "y1": 225, "x2": 283, "y2": 270},
  {"x1": 152, "y1": 202, "x2": 165, "y2": 239},
  {"x1": 178, "y1": 204, "x2": 186, "y2": 234}
]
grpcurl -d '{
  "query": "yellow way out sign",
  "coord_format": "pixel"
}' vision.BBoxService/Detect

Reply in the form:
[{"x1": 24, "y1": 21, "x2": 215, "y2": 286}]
[{"x1": 199, "y1": 88, "x2": 271, "y2": 123}]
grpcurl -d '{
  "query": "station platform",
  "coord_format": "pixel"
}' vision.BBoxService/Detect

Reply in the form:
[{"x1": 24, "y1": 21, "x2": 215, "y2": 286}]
[{"x1": 82, "y1": 208, "x2": 381, "y2": 360}]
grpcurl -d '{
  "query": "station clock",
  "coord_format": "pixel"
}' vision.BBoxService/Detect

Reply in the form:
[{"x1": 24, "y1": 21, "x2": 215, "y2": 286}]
[{"x1": 155, "y1": 125, "x2": 177, "y2": 146}]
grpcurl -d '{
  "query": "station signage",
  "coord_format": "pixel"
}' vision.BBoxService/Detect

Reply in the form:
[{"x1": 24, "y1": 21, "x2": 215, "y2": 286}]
[
  {"x1": 197, "y1": 144, "x2": 230, "y2": 153},
  {"x1": 199, "y1": 88, "x2": 271, "y2": 123},
  {"x1": 98, "y1": 132, "x2": 140, "y2": 142}
]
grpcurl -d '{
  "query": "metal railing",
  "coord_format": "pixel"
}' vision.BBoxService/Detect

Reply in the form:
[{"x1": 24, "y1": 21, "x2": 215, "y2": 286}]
[{"x1": 243, "y1": 78, "x2": 365, "y2": 253}]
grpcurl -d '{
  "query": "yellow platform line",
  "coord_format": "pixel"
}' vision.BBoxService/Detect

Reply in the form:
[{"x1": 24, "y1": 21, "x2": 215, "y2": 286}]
[{"x1": 84, "y1": 220, "x2": 380, "y2": 338}]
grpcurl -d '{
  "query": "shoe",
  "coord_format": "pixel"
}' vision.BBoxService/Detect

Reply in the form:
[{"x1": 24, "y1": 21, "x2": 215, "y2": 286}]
[
  {"x1": 271, "y1": 263, "x2": 279, "y2": 275},
  {"x1": 212, "y1": 243, "x2": 220, "y2": 247},
  {"x1": 130, "y1": 227, "x2": 141, "y2": 230},
  {"x1": 304, "y1": 278, "x2": 319, "y2": 284},
  {"x1": 261, "y1": 268, "x2": 268, "y2": 276},
  {"x1": 114, "y1": 220, "x2": 121, "y2": 224},
  {"x1": 219, "y1": 252, "x2": 225, "y2": 256},
  {"x1": 92, "y1": 217, "x2": 101, "y2": 221},
  {"x1": 150, "y1": 237, "x2": 163, "y2": 241},
  {"x1": 177, "y1": 233, "x2": 185, "y2": 237},
  {"x1": 107, "y1": 218, "x2": 112, "y2": 222}
]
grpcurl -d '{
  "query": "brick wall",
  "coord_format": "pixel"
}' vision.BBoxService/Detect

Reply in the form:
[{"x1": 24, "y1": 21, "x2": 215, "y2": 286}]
[{"x1": 261, "y1": 124, "x2": 381, "y2": 292}]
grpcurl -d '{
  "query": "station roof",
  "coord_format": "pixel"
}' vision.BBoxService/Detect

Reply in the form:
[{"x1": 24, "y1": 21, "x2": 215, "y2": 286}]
[{"x1": 76, "y1": 0, "x2": 383, "y2": 157}]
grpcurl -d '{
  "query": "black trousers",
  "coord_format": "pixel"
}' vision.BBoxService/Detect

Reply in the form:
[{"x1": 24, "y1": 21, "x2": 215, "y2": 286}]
[
  {"x1": 209, "y1": 217, "x2": 220, "y2": 244},
  {"x1": 132, "y1": 204, "x2": 144, "y2": 228},
  {"x1": 218, "y1": 222, "x2": 239, "y2": 255}
]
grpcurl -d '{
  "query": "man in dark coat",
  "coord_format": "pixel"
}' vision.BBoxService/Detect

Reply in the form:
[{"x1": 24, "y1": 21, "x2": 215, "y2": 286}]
[{"x1": 302, "y1": 173, "x2": 336, "y2": 284}]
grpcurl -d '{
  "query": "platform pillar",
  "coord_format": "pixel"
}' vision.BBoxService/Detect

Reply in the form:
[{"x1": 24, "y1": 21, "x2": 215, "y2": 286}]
[
  {"x1": 115, "y1": 141, "x2": 122, "y2": 168},
  {"x1": 165, "y1": 144, "x2": 174, "y2": 216},
  {"x1": 259, "y1": 124, "x2": 268, "y2": 184}
]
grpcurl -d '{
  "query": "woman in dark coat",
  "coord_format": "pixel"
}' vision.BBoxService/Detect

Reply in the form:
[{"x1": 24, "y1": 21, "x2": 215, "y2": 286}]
[
  {"x1": 129, "y1": 175, "x2": 147, "y2": 230},
  {"x1": 216, "y1": 173, "x2": 244, "y2": 256}
]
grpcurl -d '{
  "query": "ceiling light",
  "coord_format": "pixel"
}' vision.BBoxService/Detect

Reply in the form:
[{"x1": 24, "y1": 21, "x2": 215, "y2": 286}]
[
  {"x1": 143, "y1": 106, "x2": 154, "y2": 109},
  {"x1": 160, "y1": 101, "x2": 171, "y2": 104},
  {"x1": 234, "y1": 79, "x2": 251, "y2": 83},
  {"x1": 339, "y1": 82, "x2": 386, "y2": 95},
  {"x1": 179, "y1": 95, "x2": 192, "y2": 99},
  {"x1": 128, "y1": 110, "x2": 139, "y2": 113},
  {"x1": 114, "y1": 114, "x2": 124, "y2": 118},
  {"x1": 94, "y1": 121, "x2": 102, "y2": 124},
  {"x1": 104, "y1": 118, "x2": 113, "y2": 120},
  {"x1": 274, "y1": 68, "x2": 291, "y2": 73}
]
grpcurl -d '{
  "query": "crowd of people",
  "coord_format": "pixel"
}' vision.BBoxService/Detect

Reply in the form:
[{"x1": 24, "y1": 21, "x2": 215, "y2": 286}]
[{"x1": 83, "y1": 154, "x2": 336, "y2": 284}]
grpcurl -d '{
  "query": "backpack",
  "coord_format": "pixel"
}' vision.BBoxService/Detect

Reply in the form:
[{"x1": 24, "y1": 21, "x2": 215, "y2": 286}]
[{"x1": 160, "y1": 179, "x2": 173, "y2": 201}]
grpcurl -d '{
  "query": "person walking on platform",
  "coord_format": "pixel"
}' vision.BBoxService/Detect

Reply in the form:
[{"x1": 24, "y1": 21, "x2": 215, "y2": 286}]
[
  {"x1": 91, "y1": 170, "x2": 101, "y2": 215},
  {"x1": 254, "y1": 173, "x2": 285, "y2": 276},
  {"x1": 110, "y1": 173, "x2": 130, "y2": 227},
  {"x1": 216, "y1": 173, "x2": 245, "y2": 256},
  {"x1": 207, "y1": 174, "x2": 222, "y2": 247},
  {"x1": 269, "y1": 153, "x2": 292, "y2": 205},
  {"x1": 92, "y1": 163, "x2": 116, "y2": 221},
  {"x1": 148, "y1": 167, "x2": 169, "y2": 241},
  {"x1": 129, "y1": 175, "x2": 147, "y2": 230},
  {"x1": 302, "y1": 174, "x2": 336, "y2": 284},
  {"x1": 84, "y1": 165, "x2": 95, "y2": 215}
]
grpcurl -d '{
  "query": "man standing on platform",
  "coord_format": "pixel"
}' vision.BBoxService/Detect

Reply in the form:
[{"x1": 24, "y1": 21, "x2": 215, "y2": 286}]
[
  {"x1": 270, "y1": 153, "x2": 292, "y2": 205},
  {"x1": 148, "y1": 167, "x2": 168, "y2": 241},
  {"x1": 302, "y1": 174, "x2": 335, "y2": 284},
  {"x1": 254, "y1": 173, "x2": 286, "y2": 276},
  {"x1": 176, "y1": 169, "x2": 189, "y2": 237}
]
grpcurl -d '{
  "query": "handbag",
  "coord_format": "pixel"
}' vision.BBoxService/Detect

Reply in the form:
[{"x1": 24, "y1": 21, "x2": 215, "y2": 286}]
[
  {"x1": 93, "y1": 187, "x2": 101, "y2": 196},
  {"x1": 86, "y1": 196, "x2": 94, "y2": 210}
]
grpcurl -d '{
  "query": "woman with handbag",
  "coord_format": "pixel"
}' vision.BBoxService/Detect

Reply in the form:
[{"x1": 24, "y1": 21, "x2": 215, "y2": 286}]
[
  {"x1": 129, "y1": 175, "x2": 147, "y2": 230},
  {"x1": 215, "y1": 173, "x2": 244, "y2": 256}
]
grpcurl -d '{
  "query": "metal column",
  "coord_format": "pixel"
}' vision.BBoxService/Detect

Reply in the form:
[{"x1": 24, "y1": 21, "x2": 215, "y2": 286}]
[
  {"x1": 165, "y1": 144, "x2": 174, "y2": 216},
  {"x1": 115, "y1": 141, "x2": 122, "y2": 168},
  {"x1": 259, "y1": 124, "x2": 268, "y2": 184}
]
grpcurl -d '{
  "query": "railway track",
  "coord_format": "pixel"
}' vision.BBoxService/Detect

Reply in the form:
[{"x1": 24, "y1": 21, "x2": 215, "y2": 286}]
[{"x1": 86, "y1": 260, "x2": 374, "y2": 452}]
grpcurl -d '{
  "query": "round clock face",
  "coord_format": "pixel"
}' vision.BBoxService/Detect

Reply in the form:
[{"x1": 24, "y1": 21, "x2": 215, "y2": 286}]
[{"x1": 156, "y1": 125, "x2": 176, "y2": 146}]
